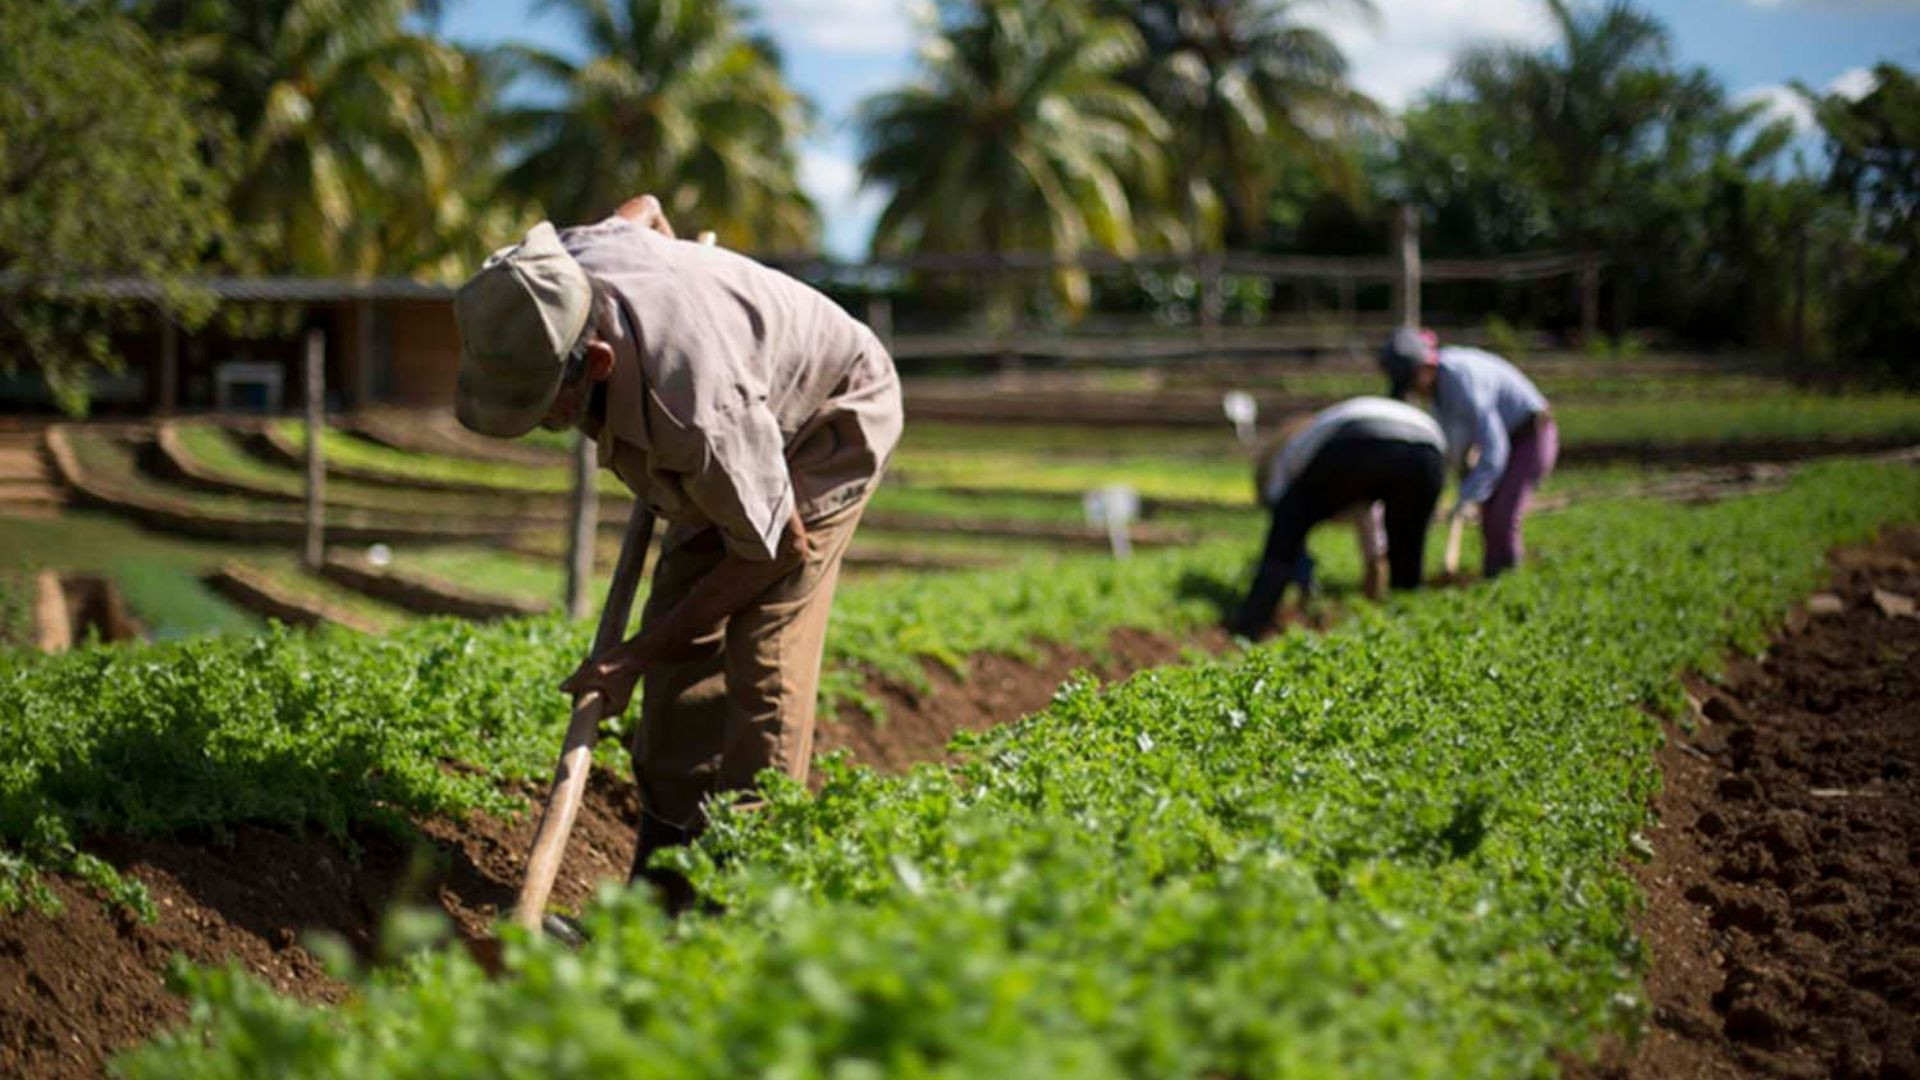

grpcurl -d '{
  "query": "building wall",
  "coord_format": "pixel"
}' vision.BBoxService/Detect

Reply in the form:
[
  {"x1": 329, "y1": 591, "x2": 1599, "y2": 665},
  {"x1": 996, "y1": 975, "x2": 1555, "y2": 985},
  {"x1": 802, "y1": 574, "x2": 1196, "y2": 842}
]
[{"x1": 385, "y1": 300, "x2": 460, "y2": 407}]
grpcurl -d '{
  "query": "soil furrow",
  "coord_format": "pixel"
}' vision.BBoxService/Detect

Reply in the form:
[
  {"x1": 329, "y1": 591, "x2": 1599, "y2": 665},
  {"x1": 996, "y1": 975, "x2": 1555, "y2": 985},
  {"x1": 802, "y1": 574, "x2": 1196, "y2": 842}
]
[{"x1": 1576, "y1": 526, "x2": 1920, "y2": 1078}]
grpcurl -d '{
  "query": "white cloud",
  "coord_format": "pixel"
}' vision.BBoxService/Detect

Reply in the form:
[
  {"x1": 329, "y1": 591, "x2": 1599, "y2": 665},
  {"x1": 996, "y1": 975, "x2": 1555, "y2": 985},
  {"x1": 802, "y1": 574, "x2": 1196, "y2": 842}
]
[
  {"x1": 1825, "y1": 66, "x2": 1880, "y2": 100},
  {"x1": 1299, "y1": 0, "x2": 1557, "y2": 110},
  {"x1": 1737, "y1": 83, "x2": 1817, "y2": 131},
  {"x1": 799, "y1": 143, "x2": 886, "y2": 258},
  {"x1": 758, "y1": 0, "x2": 930, "y2": 55}
]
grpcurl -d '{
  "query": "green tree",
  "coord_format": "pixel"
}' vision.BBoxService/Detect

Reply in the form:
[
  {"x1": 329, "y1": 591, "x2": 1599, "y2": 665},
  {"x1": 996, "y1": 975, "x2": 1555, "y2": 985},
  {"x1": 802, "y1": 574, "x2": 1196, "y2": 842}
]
[
  {"x1": 1395, "y1": 0, "x2": 1805, "y2": 345},
  {"x1": 1441, "y1": 0, "x2": 1735, "y2": 255},
  {"x1": 1804, "y1": 63, "x2": 1919, "y2": 373},
  {"x1": 0, "y1": 2, "x2": 230, "y2": 415},
  {"x1": 502, "y1": 0, "x2": 817, "y2": 250},
  {"x1": 859, "y1": 0, "x2": 1169, "y2": 310},
  {"x1": 1105, "y1": 0, "x2": 1377, "y2": 250},
  {"x1": 138, "y1": 0, "x2": 489, "y2": 277}
]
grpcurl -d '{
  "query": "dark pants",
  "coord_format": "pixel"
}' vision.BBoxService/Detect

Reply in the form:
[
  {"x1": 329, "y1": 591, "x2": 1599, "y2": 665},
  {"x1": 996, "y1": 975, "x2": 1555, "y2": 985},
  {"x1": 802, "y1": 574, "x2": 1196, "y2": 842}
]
[{"x1": 1230, "y1": 436, "x2": 1444, "y2": 636}]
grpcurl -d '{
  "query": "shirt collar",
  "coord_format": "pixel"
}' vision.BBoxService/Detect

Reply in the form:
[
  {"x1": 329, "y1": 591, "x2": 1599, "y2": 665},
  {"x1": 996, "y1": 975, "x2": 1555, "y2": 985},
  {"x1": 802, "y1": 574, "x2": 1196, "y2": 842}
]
[{"x1": 593, "y1": 296, "x2": 649, "y2": 467}]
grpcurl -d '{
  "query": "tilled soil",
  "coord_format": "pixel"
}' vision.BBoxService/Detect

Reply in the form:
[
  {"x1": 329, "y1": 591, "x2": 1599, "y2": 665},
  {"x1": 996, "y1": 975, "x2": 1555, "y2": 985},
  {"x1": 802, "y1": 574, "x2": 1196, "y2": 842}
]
[
  {"x1": 1581, "y1": 526, "x2": 1920, "y2": 1079},
  {"x1": 0, "y1": 625, "x2": 1230, "y2": 1080}
]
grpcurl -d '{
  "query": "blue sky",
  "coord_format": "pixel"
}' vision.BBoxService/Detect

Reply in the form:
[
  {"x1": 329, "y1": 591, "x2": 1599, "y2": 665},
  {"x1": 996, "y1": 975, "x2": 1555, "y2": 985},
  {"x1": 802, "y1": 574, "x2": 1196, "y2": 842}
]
[{"x1": 439, "y1": 0, "x2": 1920, "y2": 256}]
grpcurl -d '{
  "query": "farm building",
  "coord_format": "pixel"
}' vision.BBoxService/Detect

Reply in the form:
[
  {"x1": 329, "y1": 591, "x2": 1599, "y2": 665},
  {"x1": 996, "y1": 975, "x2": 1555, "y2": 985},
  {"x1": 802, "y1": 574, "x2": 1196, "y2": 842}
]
[{"x1": 0, "y1": 278, "x2": 463, "y2": 415}]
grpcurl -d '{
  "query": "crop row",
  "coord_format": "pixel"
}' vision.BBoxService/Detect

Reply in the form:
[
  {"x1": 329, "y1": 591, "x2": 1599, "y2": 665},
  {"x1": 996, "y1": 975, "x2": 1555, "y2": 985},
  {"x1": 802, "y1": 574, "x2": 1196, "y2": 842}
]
[
  {"x1": 89, "y1": 461, "x2": 1920, "y2": 1077},
  {"x1": 0, "y1": 506, "x2": 1265, "y2": 915}
]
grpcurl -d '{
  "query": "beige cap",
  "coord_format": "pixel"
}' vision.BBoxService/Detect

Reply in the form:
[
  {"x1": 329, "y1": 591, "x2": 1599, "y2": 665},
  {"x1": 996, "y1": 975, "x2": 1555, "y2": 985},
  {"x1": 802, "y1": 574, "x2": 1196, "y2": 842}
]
[{"x1": 453, "y1": 221, "x2": 593, "y2": 438}]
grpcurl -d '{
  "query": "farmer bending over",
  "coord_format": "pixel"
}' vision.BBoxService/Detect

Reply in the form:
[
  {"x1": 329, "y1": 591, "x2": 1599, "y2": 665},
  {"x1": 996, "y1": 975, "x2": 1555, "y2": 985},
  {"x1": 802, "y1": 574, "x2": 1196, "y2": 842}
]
[
  {"x1": 1227, "y1": 396, "x2": 1445, "y2": 638},
  {"x1": 1378, "y1": 327, "x2": 1557, "y2": 578},
  {"x1": 452, "y1": 196, "x2": 902, "y2": 903}
]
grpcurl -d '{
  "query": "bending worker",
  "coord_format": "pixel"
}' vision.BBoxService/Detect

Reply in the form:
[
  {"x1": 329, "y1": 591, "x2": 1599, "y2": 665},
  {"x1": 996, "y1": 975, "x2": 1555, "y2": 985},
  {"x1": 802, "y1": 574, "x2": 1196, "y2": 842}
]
[
  {"x1": 452, "y1": 196, "x2": 903, "y2": 901},
  {"x1": 1227, "y1": 396, "x2": 1445, "y2": 638},
  {"x1": 1378, "y1": 328, "x2": 1556, "y2": 578}
]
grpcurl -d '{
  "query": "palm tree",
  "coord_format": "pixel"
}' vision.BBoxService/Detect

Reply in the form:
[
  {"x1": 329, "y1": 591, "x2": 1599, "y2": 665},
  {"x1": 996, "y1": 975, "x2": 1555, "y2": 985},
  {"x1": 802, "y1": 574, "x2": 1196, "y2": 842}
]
[
  {"x1": 1108, "y1": 0, "x2": 1378, "y2": 250},
  {"x1": 139, "y1": 0, "x2": 484, "y2": 277},
  {"x1": 501, "y1": 0, "x2": 816, "y2": 250},
  {"x1": 1451, "y1": 0, "x2": 1684, "y2": 253},
  {"x1": 858, "y1": 0, "x2": 1169, "y2": 309}
]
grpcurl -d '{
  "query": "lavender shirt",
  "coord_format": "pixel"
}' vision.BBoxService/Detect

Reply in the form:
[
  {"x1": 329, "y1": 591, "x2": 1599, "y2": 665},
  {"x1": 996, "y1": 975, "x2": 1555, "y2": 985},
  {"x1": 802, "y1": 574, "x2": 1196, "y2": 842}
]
[{"x1": 1430, "y1": 346, "x2": 1549, "y2": 504}]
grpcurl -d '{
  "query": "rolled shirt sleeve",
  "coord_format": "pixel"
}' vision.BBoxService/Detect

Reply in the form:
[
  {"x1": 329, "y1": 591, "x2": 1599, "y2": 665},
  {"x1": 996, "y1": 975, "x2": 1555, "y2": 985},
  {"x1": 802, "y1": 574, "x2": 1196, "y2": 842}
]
[{"x1": 1459, "y1": 404, "x2": 1509, "y2": 505}]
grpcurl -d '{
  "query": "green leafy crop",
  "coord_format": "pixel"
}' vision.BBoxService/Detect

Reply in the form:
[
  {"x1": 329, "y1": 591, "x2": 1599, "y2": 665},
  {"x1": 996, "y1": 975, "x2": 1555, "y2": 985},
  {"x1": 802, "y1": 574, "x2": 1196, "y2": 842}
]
[{"x1": 107, "y1": 461, "x2": 1919, "y2": 1078}]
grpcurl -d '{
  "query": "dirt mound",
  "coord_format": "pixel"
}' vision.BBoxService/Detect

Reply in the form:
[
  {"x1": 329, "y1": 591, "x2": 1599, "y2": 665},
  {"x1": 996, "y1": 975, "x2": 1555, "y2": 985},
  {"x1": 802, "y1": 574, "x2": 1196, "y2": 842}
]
[
  {"x1": 0, "y1": 626, "x2": 1229, "y2": 1079},
  {"x1": 0, "y1": 767, "x2": 639, "y2": 1080},
  {"x1": 1581, "y1": 526, "x2": 1920, "y2": 1079}
]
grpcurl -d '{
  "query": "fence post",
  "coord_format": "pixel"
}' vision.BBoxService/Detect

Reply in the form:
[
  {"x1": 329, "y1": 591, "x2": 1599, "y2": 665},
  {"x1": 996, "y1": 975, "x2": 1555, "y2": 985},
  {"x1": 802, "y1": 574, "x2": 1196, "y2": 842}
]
[
  {"x1": 302, "y1": 328, "x2": 325, "y2": 570},
  {"x1": 1335, "y1": 270, "x2": 1357, "y2": 357},
  {"x1": 866, "y1": 294, "x2": 894, "y2": 354},
  {"x1": 1578, "y1": 255, "x2": 1601, "y2": 345},
  {"x1": 1793, "y1": 225, "x2": 1809, "y2": 369},
  {"x1": 565, "y1": 432, "x2": 598, "y2": 619},
  {"x1": 1393, "y1": 205, "x2": 1421, "y2": 329},
  {"x1": 1198, "y1": 252, "x2": 1222, "y2": 364}
]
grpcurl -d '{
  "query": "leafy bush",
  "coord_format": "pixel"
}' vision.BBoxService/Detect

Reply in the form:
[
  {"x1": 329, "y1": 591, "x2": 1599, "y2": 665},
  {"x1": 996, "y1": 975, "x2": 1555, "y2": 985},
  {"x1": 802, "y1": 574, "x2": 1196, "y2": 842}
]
[
  {"x1": 114, "y1": 461, "x2": 1920, "y2": 1078},
  {"x1": 0, "y1": 526, "x2": 1263, "y2": 916}
]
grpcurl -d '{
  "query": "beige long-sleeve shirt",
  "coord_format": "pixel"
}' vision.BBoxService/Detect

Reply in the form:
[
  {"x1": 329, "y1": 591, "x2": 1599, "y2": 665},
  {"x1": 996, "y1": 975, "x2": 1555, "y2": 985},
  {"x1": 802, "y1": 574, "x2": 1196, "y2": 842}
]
[{"x1": 560, "y1": 217, "x2": 903, "y2": 560}]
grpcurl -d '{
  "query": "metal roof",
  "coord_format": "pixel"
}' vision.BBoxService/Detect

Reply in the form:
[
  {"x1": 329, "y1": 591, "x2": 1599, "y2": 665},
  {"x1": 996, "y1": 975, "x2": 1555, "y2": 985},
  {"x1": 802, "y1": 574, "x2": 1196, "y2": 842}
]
[{"x1": 0, "y1": 274, "x2": 455, "y2": 303}]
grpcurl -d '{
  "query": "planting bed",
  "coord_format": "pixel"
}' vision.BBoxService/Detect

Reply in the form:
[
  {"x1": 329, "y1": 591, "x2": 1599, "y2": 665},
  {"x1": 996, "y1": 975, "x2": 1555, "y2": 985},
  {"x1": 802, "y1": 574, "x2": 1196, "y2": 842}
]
[
  {"x1": 0, "y1": 625, "x2": 1218, "y2": 1080},
  {"x1": 0, "y1": 464, "x2": 1911, "y2": 1078}
]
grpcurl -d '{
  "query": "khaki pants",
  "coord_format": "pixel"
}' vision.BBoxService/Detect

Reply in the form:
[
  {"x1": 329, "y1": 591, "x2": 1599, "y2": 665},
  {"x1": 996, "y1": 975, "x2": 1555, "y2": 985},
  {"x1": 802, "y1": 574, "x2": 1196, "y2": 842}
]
[{"x1": 630, "y1": 499, "x2": 864, "y2": 832}]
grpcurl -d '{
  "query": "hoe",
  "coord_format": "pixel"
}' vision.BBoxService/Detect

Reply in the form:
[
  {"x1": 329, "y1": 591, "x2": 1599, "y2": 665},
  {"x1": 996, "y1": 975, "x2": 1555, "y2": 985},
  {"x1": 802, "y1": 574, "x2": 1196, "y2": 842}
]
[
  {"x1": 517, "y1": 504, "x2": 654, "y2": 938},
  {"x1": 465, "y1": 504, "x2": 653, "y2": 972}
]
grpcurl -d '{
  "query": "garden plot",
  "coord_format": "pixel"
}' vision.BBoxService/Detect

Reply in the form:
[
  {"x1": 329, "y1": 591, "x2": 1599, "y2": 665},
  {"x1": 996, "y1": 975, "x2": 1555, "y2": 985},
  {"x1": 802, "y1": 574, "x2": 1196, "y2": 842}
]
[{"x1": 0, "y1": 463, "x2": 1914, "y2": 1078}]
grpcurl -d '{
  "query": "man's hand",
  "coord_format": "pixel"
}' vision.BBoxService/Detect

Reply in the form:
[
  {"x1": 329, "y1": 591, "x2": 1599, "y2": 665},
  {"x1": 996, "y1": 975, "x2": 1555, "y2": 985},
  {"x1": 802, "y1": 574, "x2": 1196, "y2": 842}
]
[
  {"x1": 777, "y1": 507, "x2": 814, "y2": 564},
  {"x1": 615, "y1": 194, "x2": 676, "y2": 238},
  {"x1": 560, "y1": 643, "x2": 648, "y2": 715}
]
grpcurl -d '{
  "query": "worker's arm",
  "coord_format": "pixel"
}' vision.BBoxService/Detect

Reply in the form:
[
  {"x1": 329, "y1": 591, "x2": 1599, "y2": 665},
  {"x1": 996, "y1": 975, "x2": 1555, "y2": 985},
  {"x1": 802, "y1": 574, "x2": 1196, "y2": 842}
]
[
  {"x1": 1453, "y1": 408, "x2": 1507, "y2": 516},
  {"x1": 560, "y1": 507, "x2": 811, "y2": 713},
  {"x1": 615, "y1": 194, "x2": 676, "y2": 238}
]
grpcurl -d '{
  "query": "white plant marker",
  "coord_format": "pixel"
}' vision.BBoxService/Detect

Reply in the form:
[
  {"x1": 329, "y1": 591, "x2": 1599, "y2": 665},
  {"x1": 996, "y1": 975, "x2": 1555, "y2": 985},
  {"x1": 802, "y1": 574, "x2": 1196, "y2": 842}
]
[
  {"x1": 1084, "y1": 484, "x2": 1140, "y2": 560},
  {"x1": 1222, "y1": 390, "x2": 1258, "y2": 445}
]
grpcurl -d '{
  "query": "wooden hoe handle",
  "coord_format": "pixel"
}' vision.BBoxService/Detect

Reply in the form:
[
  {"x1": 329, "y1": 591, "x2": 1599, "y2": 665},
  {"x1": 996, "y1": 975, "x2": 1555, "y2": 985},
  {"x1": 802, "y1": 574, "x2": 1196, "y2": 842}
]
[
  {"x1": 511, "y1": 506, "x2": 656, "y2": 932},
  {"x1": 1442, "y1": 513, "x2": 1466, "y2": 577}
]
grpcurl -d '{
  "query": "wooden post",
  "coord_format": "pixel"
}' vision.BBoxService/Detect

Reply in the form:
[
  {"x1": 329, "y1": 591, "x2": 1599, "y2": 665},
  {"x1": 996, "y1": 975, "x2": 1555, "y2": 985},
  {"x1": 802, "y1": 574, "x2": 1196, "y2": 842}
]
[
  {"x1": 32, "y1": 571, "x2": 71, "y2": 654},
  {"x1": 1578, "y1": 255, "x2": 1601, "y2": 346},
  {"x1": 1336, "y1": 270, "x2": 1357, "y2": 358},
  {"x1": 1393, "y1": 205, "x2": 1421, "y2": 329},
  {"x1": 564, "y1": 432, "x2": 598, "y2": 619},
  {"x1": 1792, "y1": 225, "x2": 1809, "y2": 369},
  {"x1": 866, "y1": 294, "x2": 894, "y2": 354},
  {"x1": 303, "y1": 328, "x2": 325, "y2": 570},
  {"x1": 1198, "y1": 252, "x2": 1222, "y2": 365},
  {"x1": 157, "y1": 317, "x2": 179, "y2": 416}
]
